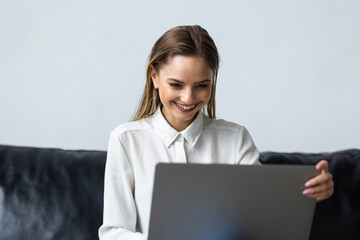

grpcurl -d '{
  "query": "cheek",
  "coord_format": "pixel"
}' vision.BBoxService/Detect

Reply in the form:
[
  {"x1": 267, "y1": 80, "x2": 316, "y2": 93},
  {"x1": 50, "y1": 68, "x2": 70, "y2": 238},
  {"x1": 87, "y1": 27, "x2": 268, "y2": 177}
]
[
  {"x1": 200, "y1": 89, "x2": 212, "y2": 102},
  {"x1": 159, "y1": 86, "x2": 177, "y2": 101}
]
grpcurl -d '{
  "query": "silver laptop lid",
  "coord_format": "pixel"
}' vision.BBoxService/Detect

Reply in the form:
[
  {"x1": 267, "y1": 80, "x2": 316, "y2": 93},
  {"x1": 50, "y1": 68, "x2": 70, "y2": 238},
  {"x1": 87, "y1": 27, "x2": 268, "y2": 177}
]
[{"x1": 148, "y1": 163, "x2": 318, "y2": 240}]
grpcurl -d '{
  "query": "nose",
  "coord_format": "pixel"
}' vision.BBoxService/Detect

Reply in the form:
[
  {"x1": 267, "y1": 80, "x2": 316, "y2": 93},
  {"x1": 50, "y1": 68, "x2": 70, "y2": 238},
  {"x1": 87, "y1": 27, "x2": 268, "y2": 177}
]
[{"x1": 181, "y1": 87, "x2": 194, "y2": 104}]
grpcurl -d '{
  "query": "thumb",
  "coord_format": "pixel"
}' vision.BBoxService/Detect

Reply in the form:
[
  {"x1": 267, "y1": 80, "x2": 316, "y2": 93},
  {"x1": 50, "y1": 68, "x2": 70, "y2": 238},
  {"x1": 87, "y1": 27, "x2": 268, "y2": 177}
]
[{"x1": 316, "y1": 160, "x2": 329, "y2": 173}]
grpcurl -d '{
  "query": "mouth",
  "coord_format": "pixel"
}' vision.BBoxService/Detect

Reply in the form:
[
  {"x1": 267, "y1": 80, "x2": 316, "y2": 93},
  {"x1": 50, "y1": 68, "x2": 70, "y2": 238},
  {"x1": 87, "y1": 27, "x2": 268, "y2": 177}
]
[{"x1": 174, "y1": 102, "x2": 199, "y2": 112}]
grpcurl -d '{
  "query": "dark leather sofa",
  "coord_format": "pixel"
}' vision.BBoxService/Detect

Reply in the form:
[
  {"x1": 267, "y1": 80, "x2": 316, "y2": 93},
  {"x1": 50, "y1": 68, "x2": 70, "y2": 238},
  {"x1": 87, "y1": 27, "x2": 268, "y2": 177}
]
[{"x1": 0, "y1": 144, "x2": 359, "y2": 240}]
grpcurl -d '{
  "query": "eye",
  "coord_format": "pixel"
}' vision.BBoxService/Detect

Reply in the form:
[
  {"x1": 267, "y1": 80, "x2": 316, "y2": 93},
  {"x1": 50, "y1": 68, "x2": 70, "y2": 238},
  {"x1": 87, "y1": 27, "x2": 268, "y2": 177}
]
[
  {"x1": 196, "y1": 84, "x2": 209, "y2": 89},
  {"x1": 170, "y1": 83, "x2": 182, "y2": 88}
]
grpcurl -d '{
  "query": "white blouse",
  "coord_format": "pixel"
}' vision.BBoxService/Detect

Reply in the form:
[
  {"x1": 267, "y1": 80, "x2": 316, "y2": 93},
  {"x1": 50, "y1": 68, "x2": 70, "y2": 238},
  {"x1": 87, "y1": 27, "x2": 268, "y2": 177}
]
[{"x1": 98, "y1": 107, "x2": 261, "y2": 240}]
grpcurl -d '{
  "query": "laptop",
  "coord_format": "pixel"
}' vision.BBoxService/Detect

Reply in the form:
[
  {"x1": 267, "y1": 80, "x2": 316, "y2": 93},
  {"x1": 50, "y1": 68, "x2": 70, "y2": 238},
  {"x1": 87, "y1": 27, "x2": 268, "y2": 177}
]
[{"x1": 148, "y1": 163, "x2": 319, "y2": 240}]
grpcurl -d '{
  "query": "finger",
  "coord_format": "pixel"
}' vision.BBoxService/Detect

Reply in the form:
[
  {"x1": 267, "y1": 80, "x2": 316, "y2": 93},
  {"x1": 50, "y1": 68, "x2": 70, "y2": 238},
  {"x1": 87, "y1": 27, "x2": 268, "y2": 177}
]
[
  {"x1": 307, "y1": 187, "x2": 334, "y2": 202},
  {"x1": 315, "y1": 160, "x2": 329, "y2": 173},
  {"x1": 303, "y1": 180, "x2": 334, "y2": 196},
  {"x1": 303, "y1": 189, "x2": 333, "y2": 201},
  {"x1": 303, "y1": 179, "x2": 334, "y2": 199},
  {"x1": 305, "y1": 172, "x2": 333, "y2": 188}
]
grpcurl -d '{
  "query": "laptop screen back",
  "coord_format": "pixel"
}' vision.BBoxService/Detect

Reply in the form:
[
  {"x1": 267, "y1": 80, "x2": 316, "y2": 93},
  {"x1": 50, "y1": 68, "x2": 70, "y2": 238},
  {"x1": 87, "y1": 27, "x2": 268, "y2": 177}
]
[{"x1": 148, "y1": 163, "x2": 318, "y2": 240}]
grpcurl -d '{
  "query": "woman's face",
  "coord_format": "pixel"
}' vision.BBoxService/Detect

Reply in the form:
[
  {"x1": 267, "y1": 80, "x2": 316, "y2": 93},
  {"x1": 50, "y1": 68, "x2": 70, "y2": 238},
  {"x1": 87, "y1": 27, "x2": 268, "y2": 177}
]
[{"x1": 151, "y1": 55, "x2": 213, "y2": 131}]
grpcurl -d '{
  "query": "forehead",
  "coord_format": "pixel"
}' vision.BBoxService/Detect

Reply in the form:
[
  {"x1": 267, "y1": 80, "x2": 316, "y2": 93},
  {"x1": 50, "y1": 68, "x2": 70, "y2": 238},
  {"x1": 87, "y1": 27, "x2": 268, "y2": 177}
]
[{"x1": 158, "y1": 55, "x2": 213, "y2": 81}]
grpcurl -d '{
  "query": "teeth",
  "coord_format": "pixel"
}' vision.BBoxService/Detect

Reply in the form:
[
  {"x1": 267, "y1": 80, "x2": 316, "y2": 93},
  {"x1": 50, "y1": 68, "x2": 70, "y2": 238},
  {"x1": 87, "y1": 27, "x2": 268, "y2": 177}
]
[{"x1": 176, "y1": 103, "x2": 195, "y2": 110}]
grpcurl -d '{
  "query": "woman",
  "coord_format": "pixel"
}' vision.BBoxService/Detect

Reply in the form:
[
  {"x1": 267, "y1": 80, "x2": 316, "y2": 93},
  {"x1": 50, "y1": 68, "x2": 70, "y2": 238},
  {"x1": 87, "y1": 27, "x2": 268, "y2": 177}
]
[{"x1": 99, "y1": 25, "x2": 334, "y2": 240}]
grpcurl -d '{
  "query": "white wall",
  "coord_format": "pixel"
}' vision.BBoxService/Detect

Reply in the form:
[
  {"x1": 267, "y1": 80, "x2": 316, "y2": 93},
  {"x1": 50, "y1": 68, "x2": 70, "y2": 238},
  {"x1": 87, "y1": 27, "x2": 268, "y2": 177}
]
[{"x1": 1, "y1": 0, "x2": 359, "y2": 152}]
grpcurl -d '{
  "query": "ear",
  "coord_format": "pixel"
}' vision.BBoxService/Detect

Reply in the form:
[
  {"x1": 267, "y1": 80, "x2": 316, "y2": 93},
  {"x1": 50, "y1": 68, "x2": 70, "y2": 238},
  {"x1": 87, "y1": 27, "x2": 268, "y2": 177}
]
[{"x1": 150, "y1": 65, "x2": 159, "y2": 89}]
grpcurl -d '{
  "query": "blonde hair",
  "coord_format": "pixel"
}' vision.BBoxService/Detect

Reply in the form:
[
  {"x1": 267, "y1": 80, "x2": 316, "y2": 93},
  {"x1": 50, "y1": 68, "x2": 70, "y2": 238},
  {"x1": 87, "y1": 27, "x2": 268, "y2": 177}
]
[{"x1": 132, "y1": 25, "x2": 220, "y2": 121}]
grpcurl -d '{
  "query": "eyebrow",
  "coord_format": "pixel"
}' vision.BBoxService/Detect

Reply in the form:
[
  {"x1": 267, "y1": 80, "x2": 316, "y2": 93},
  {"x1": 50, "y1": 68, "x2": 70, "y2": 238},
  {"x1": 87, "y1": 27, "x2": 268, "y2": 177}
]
[{"x1": 167, "y1": 78, "x2": 211, "y2": 84}]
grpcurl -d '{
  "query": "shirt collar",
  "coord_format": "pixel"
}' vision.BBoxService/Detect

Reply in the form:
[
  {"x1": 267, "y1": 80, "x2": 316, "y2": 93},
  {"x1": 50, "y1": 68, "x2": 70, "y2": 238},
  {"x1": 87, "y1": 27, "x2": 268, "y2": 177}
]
[{"x1": 152, "y1": 106, "x2": 204, "y2": 148}]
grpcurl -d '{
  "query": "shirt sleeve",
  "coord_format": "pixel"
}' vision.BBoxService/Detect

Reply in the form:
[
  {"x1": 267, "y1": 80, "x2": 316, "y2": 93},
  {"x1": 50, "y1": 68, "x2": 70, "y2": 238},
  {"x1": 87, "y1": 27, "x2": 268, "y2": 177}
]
[
  {"x1": 98, "y1": 131, "x2": 148, "y2": 240},
  {"x1": 236, "y1": 126, "x2": 261, "y2": 165}
]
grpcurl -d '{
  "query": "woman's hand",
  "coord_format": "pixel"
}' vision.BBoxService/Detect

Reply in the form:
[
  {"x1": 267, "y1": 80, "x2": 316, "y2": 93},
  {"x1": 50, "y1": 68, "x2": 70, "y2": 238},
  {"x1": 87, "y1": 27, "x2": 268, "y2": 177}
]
[{"x1": 303, "y1": 160, "x2": 334, "y2": 201}]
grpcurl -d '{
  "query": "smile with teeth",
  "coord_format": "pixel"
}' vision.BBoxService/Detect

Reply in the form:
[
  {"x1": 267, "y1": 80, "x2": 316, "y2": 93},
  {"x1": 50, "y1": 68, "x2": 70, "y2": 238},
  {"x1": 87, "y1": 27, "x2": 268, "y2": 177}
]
[{"x1": 176, "y1": 102, "x2": 196, "y2": 110}]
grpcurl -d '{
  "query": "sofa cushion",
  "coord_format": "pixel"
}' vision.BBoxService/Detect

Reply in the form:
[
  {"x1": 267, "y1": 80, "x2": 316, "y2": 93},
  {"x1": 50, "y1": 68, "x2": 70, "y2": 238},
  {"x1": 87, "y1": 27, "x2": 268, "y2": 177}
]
[{"x1": 0, "y1": 145, "x2": 106, "y2": 240}]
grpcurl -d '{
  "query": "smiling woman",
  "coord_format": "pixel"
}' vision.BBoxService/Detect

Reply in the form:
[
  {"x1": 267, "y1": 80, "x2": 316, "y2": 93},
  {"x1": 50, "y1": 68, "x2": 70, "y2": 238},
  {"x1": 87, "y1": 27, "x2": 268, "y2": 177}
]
[{"x1": 98, "y1": 25, "x2": 334, "y2": 240}]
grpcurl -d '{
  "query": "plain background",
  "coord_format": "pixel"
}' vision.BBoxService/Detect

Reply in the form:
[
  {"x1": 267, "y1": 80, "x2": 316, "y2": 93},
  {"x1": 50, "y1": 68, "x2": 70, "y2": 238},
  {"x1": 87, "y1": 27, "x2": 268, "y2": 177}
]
[{"x1": 1, "y1": 0, "x2": 359, "y2": 152}]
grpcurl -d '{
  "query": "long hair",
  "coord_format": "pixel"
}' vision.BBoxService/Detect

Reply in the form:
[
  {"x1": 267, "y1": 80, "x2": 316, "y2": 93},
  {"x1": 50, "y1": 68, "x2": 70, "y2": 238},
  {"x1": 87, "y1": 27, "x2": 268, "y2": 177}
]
[{"x1": 131, "y1": 25, "x2": 220, "y2": 121}]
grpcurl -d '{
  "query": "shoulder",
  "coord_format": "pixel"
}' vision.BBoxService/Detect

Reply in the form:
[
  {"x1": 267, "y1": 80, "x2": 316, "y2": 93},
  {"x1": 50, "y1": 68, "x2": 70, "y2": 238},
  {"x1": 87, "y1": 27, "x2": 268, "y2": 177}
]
[
  {"x1": 110, "y1": 117, "x2": 153, "y2": 139},
  {"x1": 203, "y1": 116, "x2": 248, "y2": 134}
]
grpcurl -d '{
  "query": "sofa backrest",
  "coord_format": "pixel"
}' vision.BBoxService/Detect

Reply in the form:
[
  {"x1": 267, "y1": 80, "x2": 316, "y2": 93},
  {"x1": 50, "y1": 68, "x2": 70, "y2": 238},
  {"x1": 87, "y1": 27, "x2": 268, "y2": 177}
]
[
  {"x1": 1, "y1": 145, "x2": 359, "y2": 240},
  {"x1": 0, "y1": 145, "x2": 106, "y2": 240}
]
